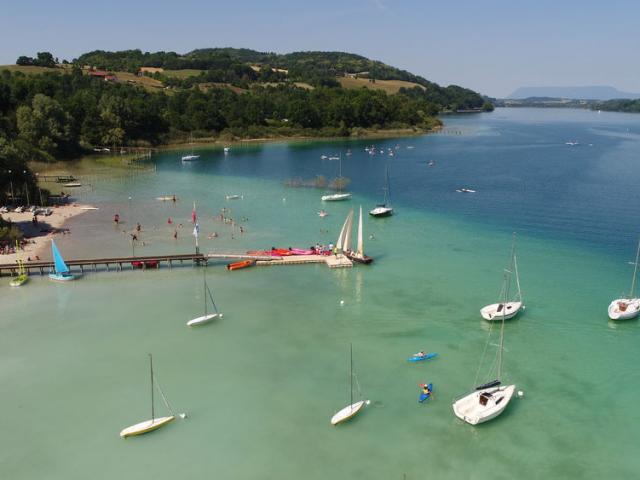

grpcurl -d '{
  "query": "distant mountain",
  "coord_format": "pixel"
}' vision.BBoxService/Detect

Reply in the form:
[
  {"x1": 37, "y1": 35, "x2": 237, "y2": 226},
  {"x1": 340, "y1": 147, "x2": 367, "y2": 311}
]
[{"x1": 508, "y1": 86, "x2": 640, "y2": 100}]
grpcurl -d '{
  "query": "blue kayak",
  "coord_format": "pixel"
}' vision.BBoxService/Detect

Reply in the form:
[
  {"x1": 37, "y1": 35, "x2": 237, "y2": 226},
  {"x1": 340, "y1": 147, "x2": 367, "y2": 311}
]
[
  {"x1": 419, "y1": 383, "x2": 433, "y2": 403},
  {"x1": 407, "y1": 352, "x2": 438, "y2": 362}
]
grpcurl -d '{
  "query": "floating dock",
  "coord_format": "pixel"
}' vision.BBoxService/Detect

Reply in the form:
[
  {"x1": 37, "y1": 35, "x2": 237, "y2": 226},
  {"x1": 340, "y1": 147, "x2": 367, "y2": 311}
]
[{"x1": 0, "y1": 251, "x2": 355, "y2": 277}]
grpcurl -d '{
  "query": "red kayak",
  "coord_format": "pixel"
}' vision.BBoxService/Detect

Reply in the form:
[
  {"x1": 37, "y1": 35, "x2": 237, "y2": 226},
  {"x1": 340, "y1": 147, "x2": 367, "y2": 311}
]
[{"x1": 227, "y1": 259, "x2": 256, "y2": 271}]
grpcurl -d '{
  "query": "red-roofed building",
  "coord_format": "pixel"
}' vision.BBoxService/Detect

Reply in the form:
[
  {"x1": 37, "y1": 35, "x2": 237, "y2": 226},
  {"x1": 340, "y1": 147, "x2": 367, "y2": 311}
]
[{"x1": 88, "y1": 70, "x2": 117, "y2": 81}]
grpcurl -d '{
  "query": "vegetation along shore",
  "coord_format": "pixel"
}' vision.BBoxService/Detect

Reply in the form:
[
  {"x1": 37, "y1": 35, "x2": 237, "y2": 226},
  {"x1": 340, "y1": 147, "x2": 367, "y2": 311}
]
[{"x1": 0, "y1": 47, "x2": 492, "y2": 243}]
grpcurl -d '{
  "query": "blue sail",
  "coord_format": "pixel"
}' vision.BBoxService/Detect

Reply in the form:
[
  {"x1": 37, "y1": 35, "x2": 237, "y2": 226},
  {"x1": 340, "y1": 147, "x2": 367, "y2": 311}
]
[{"x1": 51, "y1": 240, "x2": 69, "y2": 274}]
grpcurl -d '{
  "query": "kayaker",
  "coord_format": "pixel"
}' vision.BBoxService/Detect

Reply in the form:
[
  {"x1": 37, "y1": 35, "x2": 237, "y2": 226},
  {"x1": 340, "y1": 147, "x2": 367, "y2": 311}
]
[
  {"x1": 422, "y1": 384, "x2": 431, "y2": 395},
  {"x1": 413, "y1": 351, "x2": 426, "y2": 358}
]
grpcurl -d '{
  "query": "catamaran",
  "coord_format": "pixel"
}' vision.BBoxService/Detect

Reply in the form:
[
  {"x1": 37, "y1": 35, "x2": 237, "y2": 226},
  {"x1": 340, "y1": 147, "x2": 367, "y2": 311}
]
[
  {"x1": 120, "y1": 354, "x2": 185, "y2": 438},
  {"x1": 187, "y1": 272, "x2": 223, "y2": 326},
  {"x1": 480, "y1": 237, "x2": 523, "y2": 321},
  {"x1": 322, "y1": 155, "x2": 352, "y2": 201},
  {"x1": 369, "y1": 166, "x2": 393, "y2": 217},
  {"x1": 453, "y1": 283, "x2": 517, "y2": 425},
  {"x1": 331, "y1": 344, "x2": 370, "y2": 425},
  {"x1": 346, "y1": 206, "x2": 373, "y2": 264},
  {"x1": 608, "y1": 239, "x2": 640, "y2": 320},
  {"x1": 48, "y1": 240, "x2": 75, "y2": 281},
  {"x1": 9, "y1": 242, "x2": 28, "y2": 287}
]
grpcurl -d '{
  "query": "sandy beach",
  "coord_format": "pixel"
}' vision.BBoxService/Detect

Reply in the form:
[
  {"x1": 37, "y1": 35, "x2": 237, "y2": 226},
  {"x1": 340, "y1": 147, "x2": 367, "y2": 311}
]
[{"x1": 0, "y1": 204, "x2": 93, "y2": 264}]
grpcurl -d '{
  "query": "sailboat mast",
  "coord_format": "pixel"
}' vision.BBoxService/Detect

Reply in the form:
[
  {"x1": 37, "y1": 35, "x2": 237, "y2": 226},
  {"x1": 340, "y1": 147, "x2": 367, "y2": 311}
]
[
  {"x1": 350, "y1": 343, "x2": 353, "y2": 407},
  {"x1": 497, "y1": 285, "x2": 506, "y2": 381},
  {"x1": 203, "y1": 276, "x2": 208, "y2": 317},
  {"x1": 385, "y1": 166, "x2": 391, "y2": 206},
  {"x1": 630, "y1": 239, "x2": 640, "y2": 298},
  {"x1": 149, "y1": 354, "x2": 155, "y2": 422},
  {"x1": 357, "y1": 206, "x2": 364, "y2": 257},
  {"x1": 513, "y1": 254, "x2": 522, "y2": 302}
]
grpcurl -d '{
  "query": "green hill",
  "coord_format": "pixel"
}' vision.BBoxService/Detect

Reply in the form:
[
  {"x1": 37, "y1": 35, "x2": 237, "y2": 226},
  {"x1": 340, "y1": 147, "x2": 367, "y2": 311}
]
[{"x1": 75, "y1": 48, "x2": 489, "y2": 111}]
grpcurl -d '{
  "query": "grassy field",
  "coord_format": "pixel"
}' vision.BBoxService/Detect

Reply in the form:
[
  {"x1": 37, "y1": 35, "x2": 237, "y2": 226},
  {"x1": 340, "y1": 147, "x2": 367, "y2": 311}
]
[
  {"x1": 0, "y1": 65, "x2": 66, "y2": 74},
  {"x1": 338, "y1": 76, "x2": 424, "y2": 94},
  {"x1": 162, "y1": 69, "x2": 204, "y2": 79},
  {"x1": 113, "y1": 71, "x2": 164, "y2": 91}
]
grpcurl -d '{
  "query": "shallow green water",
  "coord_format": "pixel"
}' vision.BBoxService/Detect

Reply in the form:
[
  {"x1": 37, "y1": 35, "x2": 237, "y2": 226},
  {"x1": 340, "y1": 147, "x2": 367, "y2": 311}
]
[{"x1": 2, "y1": 109, "x2": 640, "y2": 479}]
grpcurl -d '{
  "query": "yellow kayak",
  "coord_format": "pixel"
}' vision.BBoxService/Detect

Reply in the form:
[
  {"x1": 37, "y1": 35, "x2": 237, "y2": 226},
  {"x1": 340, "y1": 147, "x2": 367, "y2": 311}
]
[{"x1": 9, "y1": 274, "x2": 28, "y2": 287}]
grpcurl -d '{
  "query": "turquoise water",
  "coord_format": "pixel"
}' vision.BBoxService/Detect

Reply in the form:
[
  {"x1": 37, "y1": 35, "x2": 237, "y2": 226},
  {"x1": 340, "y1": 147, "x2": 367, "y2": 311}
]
[{"x1": 2, "y1": 108, "x2": 640, "y2": 479}]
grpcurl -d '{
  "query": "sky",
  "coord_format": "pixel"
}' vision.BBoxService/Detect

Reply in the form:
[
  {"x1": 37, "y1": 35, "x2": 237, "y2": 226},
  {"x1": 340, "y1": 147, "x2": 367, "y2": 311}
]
[{"x1": 1, "y1": 0, "x2": 639, "y2": 97}]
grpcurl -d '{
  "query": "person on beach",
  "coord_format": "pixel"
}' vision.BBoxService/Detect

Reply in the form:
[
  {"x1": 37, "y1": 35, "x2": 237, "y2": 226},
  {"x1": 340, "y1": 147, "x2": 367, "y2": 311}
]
[
  {"x1": 114, "y1": 213, "x2": 120, "y2": 225},
  {"x1": 173, "y1": 229, "x2": 178, "y2": 239},
  {"x1": 136, "y1": 222, "x2": 141, "y2": 232},
  {"x1": 168, "y1": 218, "x2": 173, "y2": 224},
  {"x1": 172, "y1": 195, "x2": 176, "y2": 203}
]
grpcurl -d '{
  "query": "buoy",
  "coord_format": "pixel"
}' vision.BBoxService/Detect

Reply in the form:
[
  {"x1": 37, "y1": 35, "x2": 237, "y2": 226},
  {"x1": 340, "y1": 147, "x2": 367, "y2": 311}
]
[{"x1": 517, "y1": 390, "x2": 524, "y2": 398}]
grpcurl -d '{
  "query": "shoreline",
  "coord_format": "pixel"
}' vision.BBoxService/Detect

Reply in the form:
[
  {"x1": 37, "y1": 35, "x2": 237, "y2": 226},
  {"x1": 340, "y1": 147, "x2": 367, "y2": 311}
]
[
  {"x1": 0, "y1": 204, "x2": 92, "y2": 264},
  {"x1": 157, "y1": 126, "x2": 441, "y2": 151}
]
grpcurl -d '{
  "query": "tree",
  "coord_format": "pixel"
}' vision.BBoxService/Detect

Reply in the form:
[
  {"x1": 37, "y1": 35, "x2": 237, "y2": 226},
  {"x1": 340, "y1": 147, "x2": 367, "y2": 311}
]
[
  {"x1": 16, "y1": 94, "x2": 71, "y2": 158},
  {"x1": 35, "y1": 52, "x2": 56, "y2": 68},
  {"x1": 16, "y1": 56, "x2": 33, "y2": 66}
]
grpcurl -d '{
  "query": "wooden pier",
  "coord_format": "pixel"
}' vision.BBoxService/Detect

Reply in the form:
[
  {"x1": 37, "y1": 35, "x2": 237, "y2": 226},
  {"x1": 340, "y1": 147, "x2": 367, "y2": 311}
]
[
  {"x1": 0, "y1": 253, "x2": 208, "y2": 277},
  {"x1": 0, "y1": 251, "x2": 355, "y2": 277}
]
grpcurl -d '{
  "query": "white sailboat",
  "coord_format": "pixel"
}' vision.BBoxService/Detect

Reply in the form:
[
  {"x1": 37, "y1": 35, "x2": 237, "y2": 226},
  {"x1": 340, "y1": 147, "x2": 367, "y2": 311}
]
[
  {"x1": 335, "y1": 209, "x2": 354, "y2": 254},
  {"x1": 120, "y1": 354, "x2": 185, "y2": 438},
  {"x1": 331, "y1": 344, "x2": 370, "y2": 425},
  {"x1": 187, "y1": 273, "x2": 223, "y2": 326},
  {"x1": 453, "y1": 290, "x2": 517, "y2": 425},
  {"x1": 346, "y1": 206, "x2": 373, "y2": 264},
  {"x1": 480, "y1": 238, "x2": 523, "y2": 321},
  {"x1": 608, "y1": 239, "x2": 640, "y2": 320},
  {"x1": 181, "y1": 134, "x2": 200, "y2": 161},
  {"x1": 370, "y1": 166, "x2": 393, "y2": 217},
  {"x1": 322, "y1": 155, "x2": 352, "y2": 201}
]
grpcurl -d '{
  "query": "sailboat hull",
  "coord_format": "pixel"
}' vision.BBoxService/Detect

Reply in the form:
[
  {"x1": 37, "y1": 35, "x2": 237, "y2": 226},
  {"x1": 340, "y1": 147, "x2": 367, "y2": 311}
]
[
  {"x1": 369, "y1": 206, "x2": 393, "y2": 217},
  {"x1": 322, "y1": 193, "x2": 352, "y2": 201},
  {"x1": 120, "y1": 415, "x2": 175, "y2": 438},
  {"x1": 452, "y1": 385, "x2": 516, "y2": 425},
  {"x1": 346, "y1": 252, "x2": 373, "y2": 264},
  {"x1": 187, "y1": 313, "x2": 221, "y2": 326},
  {"x1": 607, "y1": 298, "x2": 640, "y2": 320},
  {"x1": 331, "y1": 400, "x2": 367, "y2": 425},
  {"x1": 48, "y1": 273, "x2": 76, "y2": 282},
  {"x1": 480, "y1": 302, "x2": 523, "y2": 321}
]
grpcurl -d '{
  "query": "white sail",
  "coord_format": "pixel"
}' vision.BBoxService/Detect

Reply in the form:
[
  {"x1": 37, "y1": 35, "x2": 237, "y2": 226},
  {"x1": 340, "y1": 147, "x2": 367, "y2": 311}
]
[
  {"x1": 336, "y1": 210, "x2": 353, "y2": 252},
  {"x1": 343, "y1": 210, "x2": 355, "y2": 252},
  {"x1": 356, "y1": 206, "x2": 364, "y2": 257}
]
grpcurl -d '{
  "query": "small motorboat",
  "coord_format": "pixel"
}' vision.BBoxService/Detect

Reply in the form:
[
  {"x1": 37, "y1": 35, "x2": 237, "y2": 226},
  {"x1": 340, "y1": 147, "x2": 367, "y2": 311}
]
[
  {"x1": 226, "y1": 259, "x2": 256, "y2": 271},
  {"x1": 456, "y1": 188, "x2": 476, "y2": 193},
  {"x1": 225, "y1": 194, "x2": 243, "y2": 200},
  {"x1": 181, "y1": 155, "x2": 200, "y2": 161},
  {"x1": 318, "y1": 210, "x2": 329, "y2": 217},
  {"x1": 428, "y1": 160, "x2": 436, "y2": 167},
  {"x1": 223, "y1": 147, "x2": 230, "y2": 153}
]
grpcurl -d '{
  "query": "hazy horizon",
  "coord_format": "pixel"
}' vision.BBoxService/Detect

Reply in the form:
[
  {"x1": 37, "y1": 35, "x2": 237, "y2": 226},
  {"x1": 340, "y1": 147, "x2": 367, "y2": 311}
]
[{"x1": 2, "y1": 0, "x2": 639, "y2": 98}]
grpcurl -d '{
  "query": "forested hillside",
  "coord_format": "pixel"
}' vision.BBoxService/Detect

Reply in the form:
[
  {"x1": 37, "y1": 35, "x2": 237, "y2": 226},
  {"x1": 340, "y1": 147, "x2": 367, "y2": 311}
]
[{"x1": 1, "y1": 48, "x2": 492, "y2": 203}]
